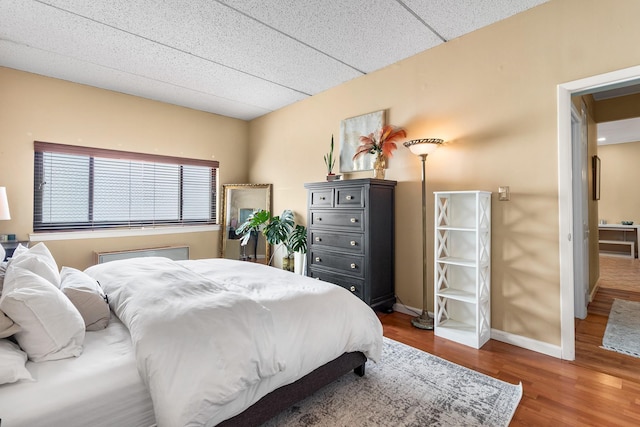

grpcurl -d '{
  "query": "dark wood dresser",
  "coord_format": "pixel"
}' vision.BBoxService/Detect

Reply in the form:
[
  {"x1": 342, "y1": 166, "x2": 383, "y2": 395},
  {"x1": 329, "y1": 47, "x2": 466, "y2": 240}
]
[{"x1": 304, "y1": 178, "x2": 396, "y2": 312}]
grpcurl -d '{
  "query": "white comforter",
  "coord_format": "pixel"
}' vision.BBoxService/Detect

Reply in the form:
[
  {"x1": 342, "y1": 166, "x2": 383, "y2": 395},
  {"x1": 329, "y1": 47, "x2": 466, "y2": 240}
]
[{"x1": 85, "y1": 257, "x2": 383, "y2": 427}]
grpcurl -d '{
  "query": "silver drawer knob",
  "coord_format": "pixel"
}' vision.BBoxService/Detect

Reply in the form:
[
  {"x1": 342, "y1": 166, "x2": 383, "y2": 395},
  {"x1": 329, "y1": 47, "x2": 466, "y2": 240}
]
[
  {"x1": 350, "y1": 263, "x2": 356, "y2": 269},
  {"x1": 315, "y1": 257, "x2": 321, "y2": 262},
  {"x1": 350, "y1": 241, "x2": 356, "y2": 246},
  {"x1": 317, "y1": 217, "x2": 322, "y2": 221},
  {"x1": 346, "y1": 195, "x2": 353, "y2": 200},
  {"x1": 319, "y1": 196, "x2": 326, "y2": 200},
  {"x1": 350, "y1": 286, "x2": 356, "y2": 292},
  {"x1": 315, "y1": 237, "x2": 321, "y2": 242},
  {"x1": 350, "y1": 218, "x2": 357, "y2": 223}
]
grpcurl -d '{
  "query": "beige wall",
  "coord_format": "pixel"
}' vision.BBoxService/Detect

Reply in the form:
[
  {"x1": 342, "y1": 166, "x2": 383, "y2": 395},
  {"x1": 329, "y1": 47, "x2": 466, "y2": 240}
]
[
  {"x1": 598, "y1": 141, "x2": 640, "y2": 224},
  {"x1": 0, "y1": 67, "x2": 250, "y2": 269},
  {"x1": 595, "y1": 93, "x2": 640, "y2": 122},
  {"x1": 248, "y1": 0, "x2": 640, "y2": 345}
]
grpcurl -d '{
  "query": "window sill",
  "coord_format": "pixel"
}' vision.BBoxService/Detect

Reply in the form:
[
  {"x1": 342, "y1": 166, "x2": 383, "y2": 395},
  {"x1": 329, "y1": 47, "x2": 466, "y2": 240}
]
[{"x1": 29, "y1": 224, "x2": 221, "y2": 241}]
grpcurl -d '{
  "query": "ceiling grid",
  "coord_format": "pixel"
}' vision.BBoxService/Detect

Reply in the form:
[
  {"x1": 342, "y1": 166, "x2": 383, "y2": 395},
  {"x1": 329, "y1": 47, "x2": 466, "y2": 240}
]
[{"x1": 0, "y1": 0, "x2": 548, "y2": 120}]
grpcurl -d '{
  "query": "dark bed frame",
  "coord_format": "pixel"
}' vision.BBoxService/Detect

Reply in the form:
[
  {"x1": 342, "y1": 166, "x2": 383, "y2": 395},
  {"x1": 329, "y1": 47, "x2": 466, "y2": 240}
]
[{"x1": 218, "y1": 351, "x2": 367, "y2": 426}]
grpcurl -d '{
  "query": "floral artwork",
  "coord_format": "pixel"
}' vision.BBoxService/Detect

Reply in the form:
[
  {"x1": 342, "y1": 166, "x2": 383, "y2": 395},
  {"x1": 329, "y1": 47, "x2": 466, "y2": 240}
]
[{"x1": 339, "y1": 110, "x2": 385, "y2": 172}]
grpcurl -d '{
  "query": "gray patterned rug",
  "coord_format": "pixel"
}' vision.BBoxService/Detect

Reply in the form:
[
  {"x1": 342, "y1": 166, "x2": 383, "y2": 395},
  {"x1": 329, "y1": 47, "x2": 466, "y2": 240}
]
[
  {"x1": 262, "y1": 338, "x2": 522, "y2": 426},
  {"x1": 602, "y1": 299, "x2": 640, "y2": 358}
]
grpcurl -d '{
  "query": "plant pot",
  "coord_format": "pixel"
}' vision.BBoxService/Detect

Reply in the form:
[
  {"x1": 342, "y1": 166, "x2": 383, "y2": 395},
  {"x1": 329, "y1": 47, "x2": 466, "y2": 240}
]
[
  {"x1": 282, "y1": 256, "x2": 294, "y2": 272},
  {"x1": 326, "y1": 174, "x2": 341, "y2": 181}
]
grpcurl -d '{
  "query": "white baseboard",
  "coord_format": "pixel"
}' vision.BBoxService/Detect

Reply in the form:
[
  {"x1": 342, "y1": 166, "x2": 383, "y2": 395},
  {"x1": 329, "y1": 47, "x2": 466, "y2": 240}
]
[
  {"x1": 589, "y1": 283, "x2": 599, "y2": 302},
  {"x1": 391, "y1": 303, "x2": 562, "y2": 359},
  {"x1": 392, "y1": 303, "x2": 422, "y2": 317},
  {"x1": 490, "y1": 329, "x2": 562, "y2": 359}
]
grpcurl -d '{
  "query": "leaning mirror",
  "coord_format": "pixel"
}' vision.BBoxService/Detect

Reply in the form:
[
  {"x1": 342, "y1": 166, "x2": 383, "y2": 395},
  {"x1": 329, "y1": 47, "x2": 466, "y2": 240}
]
[{"x1": 219, "y1": 184, "x2": 272, "y2": 263}]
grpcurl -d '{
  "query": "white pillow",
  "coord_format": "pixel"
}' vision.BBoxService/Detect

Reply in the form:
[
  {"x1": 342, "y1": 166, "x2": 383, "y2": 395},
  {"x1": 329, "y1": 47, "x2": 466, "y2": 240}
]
[
  {"x1": 11, "y1": 243, "x2": 28, "y2": 259},
  {"x1": 60, "y1": 267, "x2": 110, "y2": 331},
  {"x1": 0, "y1": 266, "x2": 85, "y2": 362},
  {"x1": 0, "y1": 308, "x2": 20, "y2": 338},
  {"x1": 0, "y1": 339, "x2": 33, "y2": 385},
  {"x1": 0, "y1": 260, "x2": 7, "y2": 294},
  {"x1": 9, "y1": 242, "x2": 60, "y2": 288}
]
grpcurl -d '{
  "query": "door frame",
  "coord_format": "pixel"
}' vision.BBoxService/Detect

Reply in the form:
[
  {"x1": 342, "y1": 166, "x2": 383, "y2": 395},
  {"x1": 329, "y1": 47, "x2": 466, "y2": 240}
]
[
  {"x1": 571, "y1": 101, "x2": 589, "y2": 320},
  {"x1": 558, "y1": 64, "x2": 640, "y2": 360}
]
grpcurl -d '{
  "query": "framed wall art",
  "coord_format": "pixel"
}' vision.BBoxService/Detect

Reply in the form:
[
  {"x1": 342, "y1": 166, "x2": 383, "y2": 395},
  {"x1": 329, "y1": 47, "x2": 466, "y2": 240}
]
[
  {"x1": 339, "y1": 110, "x2": 385, "y2": 173},
  {"x1": 592, "y1": 155, "x2": 601, "y2": 200}
]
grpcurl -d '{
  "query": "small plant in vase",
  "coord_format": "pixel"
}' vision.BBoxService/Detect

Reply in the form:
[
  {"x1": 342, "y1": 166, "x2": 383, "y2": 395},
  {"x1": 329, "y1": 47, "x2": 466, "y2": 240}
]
[
  {"x1": 324, "y1": 135, "x2": 340, "y2": 181},
  {"x1": 353, "y1": 125, "x2": 407, "y2": 179},
  {"x1": 236, "y1": 209, "x2": 307, "y2": 271}
]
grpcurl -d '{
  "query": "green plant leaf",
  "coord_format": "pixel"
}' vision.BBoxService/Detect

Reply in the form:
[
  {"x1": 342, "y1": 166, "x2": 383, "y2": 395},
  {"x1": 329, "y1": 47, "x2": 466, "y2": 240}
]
[
  {"x1": 264, "y1": 209, "x2": 294, "y2": 246},
  {"x1": 287, "y1": 224, "x2": 308, "y2": 255},
  {"x1": 236, "y1": 209, "x2": 271, "y2": 246}
]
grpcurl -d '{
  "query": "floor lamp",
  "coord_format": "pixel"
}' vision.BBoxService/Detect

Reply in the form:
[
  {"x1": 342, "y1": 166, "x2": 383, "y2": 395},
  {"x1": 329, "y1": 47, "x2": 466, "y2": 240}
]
[{"x1": 403, "y1": 139, "x2": 443, "y2": 330}]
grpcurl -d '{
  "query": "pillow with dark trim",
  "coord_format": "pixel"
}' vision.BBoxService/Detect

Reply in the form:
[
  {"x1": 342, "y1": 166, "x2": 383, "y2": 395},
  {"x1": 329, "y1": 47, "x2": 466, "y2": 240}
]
[{"x1": 60, "y1": 267, "x2": 110, "y2": 331}]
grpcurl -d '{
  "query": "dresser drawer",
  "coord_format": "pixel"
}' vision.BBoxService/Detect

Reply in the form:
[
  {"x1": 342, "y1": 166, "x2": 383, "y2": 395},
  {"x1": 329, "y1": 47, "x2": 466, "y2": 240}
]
[
  {"x1": 310, "y1": 230, "x2": 364, "y2": 254},
  {"x1": 310, "y1": 249, "x2": 365, "y2": 277},
  {"x1": 335, "y1": 186, "x2": 364, "y2": 207},
  {"x1": 310, "y1": 210, "x2": 364, "y2": 231},
  {"x1": 309, "y1": 189, "x2": 333, "y2": 207},
  {"x1": 309, "y1": 268, "x2": 364, "y2": 299}
]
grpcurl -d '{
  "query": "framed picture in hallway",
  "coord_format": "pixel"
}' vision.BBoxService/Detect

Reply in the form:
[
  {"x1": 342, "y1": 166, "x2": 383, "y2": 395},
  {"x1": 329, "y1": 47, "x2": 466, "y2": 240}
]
[{"x1": 593, "y1": 155, "x2": 601, "y2": 200}]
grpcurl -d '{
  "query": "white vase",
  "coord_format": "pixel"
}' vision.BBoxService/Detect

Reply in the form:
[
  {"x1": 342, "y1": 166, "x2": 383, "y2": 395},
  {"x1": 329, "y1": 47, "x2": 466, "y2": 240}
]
[{"x1": 294, "y1": 251, "x2": 307, "y2": 275}]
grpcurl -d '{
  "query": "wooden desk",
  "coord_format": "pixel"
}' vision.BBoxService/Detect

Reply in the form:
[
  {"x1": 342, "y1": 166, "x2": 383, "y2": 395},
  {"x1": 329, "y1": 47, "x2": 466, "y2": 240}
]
[{"x1": 598, "y1": 224, "x2": 640, "y2": 258}]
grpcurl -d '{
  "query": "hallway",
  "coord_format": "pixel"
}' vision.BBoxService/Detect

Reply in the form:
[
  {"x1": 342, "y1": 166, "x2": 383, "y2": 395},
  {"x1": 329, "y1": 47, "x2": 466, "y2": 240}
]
[{"x1": 574, "y1": 255, "x2": 640, "y2": 382}]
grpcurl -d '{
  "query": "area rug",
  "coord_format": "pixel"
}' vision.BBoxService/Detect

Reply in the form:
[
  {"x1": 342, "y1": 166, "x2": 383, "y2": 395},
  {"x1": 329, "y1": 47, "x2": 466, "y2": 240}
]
[
  {"x1": 602, "y1": 298, "x2": 640, "y2": 358},
  {"x1": 262, "y1": 338, "x2": 523, "y2": 426}
]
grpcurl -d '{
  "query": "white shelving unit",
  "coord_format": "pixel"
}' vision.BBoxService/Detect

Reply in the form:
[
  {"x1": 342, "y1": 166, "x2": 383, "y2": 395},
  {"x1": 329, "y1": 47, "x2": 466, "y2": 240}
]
[{"x1": 434, "y1": 191, "x2": 491, "y2": 349}]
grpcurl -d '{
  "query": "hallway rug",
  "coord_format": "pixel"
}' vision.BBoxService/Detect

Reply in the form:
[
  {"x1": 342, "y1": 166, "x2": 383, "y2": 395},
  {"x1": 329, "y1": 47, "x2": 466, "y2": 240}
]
[
  {"x1": 602, "y1": 298, "x2": 640, "y2": 358},
  {"x1": 262, "y1": 338, "x2": 522, "y2": 426}
]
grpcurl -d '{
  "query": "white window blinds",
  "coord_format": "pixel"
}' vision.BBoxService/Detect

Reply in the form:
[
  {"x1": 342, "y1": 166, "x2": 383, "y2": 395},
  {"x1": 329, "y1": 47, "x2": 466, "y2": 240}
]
[{"x1": 33, "y1": 142, "x2": 218, "y2": 231}]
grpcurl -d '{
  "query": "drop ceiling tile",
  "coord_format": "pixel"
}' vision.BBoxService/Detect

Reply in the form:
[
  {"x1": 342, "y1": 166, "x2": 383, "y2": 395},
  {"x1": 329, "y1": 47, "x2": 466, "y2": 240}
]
[
  {"x1": 0, "y1": 40, "x2": 273, "y2": 120},
  {"x1": 402, "y1": 0, "x2": 549, "y2": 41},
  {"x1": 38, "y1": 0, "x2": 362, "y2": 95},
  {"x1": 220, "y1": 0, "x2": 444, "y2": 73},
  {"x1": 0, "y1": 1, "x2": 307, "y2": 117},
  {"x1": 0, "y1": 0, "x2": 552, "y2": 120}
]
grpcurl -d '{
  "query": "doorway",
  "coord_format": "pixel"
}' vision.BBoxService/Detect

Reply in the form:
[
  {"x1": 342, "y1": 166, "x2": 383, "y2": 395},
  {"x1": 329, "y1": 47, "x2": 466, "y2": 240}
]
[{"x1": 558, "y1": 64, "x2": 640, "y2": 360}]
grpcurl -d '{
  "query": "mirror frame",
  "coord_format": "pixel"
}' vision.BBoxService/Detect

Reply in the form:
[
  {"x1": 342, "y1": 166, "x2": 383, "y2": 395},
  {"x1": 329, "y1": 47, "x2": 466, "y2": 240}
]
[{"x1": 219, "y1": 183, "x2": 272, "y2": 262}]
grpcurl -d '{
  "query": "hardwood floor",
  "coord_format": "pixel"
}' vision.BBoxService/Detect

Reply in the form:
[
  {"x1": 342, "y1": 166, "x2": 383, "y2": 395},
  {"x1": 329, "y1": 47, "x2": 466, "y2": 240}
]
[{"x1": 378, "y1": 256, "x2": 640, "y2": 426}]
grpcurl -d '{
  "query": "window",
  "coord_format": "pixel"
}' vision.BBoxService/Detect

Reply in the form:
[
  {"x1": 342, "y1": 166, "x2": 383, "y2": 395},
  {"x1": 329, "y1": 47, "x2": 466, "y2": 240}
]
[{"x1": 33, "y1": 142, "x2": 218, "y2": 232}]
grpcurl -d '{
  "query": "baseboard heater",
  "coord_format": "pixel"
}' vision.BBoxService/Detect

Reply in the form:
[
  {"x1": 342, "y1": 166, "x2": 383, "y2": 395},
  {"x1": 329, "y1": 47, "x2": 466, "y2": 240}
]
[{"x1": 94, "y1": 245, "x2": 189, "y2": 264}]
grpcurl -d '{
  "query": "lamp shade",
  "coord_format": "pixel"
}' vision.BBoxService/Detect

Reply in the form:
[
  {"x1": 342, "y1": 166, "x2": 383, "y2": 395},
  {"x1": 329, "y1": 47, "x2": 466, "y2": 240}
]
[
  {"x1": 403, "y1": 138, "x2": 443, "y2": 156},
  {"x1": 0, "y1": 187, "x2": 11, "y2": 220}
]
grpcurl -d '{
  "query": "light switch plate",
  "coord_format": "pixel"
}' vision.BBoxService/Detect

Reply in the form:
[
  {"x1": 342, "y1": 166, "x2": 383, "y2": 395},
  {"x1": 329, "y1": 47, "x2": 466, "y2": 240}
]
[{"x1": 498, "y1": 186, "x2": 510, "y2": 201}]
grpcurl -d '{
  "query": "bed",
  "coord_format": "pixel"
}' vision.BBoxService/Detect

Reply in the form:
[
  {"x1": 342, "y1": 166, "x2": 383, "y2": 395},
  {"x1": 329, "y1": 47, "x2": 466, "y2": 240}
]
[{"x1": 0, "y1": 244, "x2": 383, "y2": 426}]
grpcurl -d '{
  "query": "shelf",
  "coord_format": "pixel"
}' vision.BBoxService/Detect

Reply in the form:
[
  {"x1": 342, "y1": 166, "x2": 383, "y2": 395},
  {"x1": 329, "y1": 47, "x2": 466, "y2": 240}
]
[
  {"x1": 434, "y1": 191, "x2": 491, "y2": 349},
  {"x1": 437, "y1": 318, "x2": 475, "y2": 333},
  {"x1": 436, "y1": 226, "x2": 475, "y2": 232},
  {"x1": 437, "y1": 226, "x2": 490, "y2": 232},
  {"x1": 437, "y1": 288, "x2": 477, "y2": 303},
  {"x1": 436, "y1": 256, "x2": 476, "y2": 267}
]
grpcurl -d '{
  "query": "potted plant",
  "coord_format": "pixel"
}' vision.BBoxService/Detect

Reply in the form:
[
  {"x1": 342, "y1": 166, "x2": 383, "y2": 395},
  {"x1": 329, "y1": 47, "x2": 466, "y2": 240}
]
[
  {"x1": 236, "y1": 209, "x2": 307, "y2": 271},
  {"x1": 324, "y1": 135, "x2": 340, "y2": 181},
  {"x1": 353, "y1": 125, "x2": 406, "y2": 179},
  {"x1": 235, "y1": 209, "x2": 270, "y2": 261}
]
